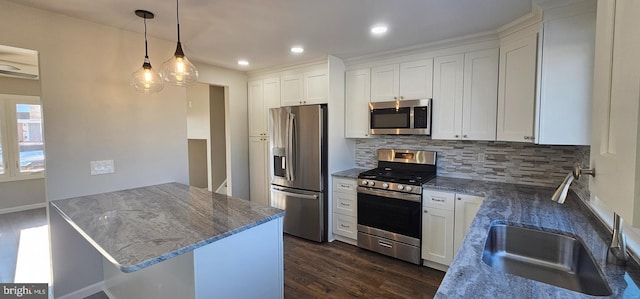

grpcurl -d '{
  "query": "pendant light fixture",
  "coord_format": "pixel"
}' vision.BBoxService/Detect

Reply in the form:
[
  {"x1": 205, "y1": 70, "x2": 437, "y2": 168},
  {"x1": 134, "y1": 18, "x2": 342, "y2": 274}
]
[
  {"x1": 161, "y1": 0, "x2": 198, "y2": 86},
  {"x1": 130, "y1": 10, "x2": 164, "y2": 93}
]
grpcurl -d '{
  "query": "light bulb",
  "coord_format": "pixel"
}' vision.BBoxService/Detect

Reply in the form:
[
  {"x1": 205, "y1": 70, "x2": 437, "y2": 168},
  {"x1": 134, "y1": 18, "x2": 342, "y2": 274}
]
[
  {"x1": 161, "y1": 42, "x2": 198, "y2": 86},
  {"x1": 131, "y1": 58, "x2": 164, "y2": 94}
]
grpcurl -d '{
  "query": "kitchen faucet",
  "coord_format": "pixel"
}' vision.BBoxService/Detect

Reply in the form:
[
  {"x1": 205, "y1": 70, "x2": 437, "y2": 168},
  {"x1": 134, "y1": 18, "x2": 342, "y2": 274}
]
[{"x1": 551, "y1": 163, "x2": 595, "y2": 204}]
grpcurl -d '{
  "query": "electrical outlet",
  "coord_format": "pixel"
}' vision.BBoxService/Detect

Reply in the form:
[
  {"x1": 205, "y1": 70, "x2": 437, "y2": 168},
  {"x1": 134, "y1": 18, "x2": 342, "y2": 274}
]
[
  {"x1": 90, "y1": 160, "x2": 115, "y2": 175},
  {"x1": 477, "y1": 153, "x2": 485, "y2": 163}
]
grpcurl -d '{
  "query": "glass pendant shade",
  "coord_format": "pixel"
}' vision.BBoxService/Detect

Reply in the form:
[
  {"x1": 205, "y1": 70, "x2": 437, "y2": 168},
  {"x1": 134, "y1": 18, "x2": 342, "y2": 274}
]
[
  {"x1": 131, "y1": 58, "x2": 164, "y2": 93},
  {"x1": 162, "y1": 0, "x2": 198, "y2": 87},
  {"x1": 131, "y1": 10, "x2": 163, "y2": 94},
  {"x1": 160, "y1": 42, "x2": 198, "y2": 86}
]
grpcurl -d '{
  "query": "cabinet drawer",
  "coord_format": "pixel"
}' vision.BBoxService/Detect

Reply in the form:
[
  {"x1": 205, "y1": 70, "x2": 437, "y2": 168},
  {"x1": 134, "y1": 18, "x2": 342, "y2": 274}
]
[
  {"x1": 332, "y1": 177, "x2": 357, "y2": 194},
  {"x1": 422, "y1": 190, "x2": 455, "y2": 211},
  {"x1": 333, "y1": 214, "x2": 357, "y2": 240},
  {"x1": 333, "y1": 191, "x2": 357, "y2": 217}
]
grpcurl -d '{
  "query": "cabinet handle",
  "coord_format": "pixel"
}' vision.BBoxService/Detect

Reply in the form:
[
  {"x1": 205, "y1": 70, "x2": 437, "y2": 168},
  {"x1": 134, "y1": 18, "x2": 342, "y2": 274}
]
[
  {"x1": 457, "y1": 197, "x2": 461, "y2": 200},
  {"x1": 524, "y1": 136, "x2": 535, "y2": 140},
  {"x1": 463, "y1": 135, "x2": 467, "y2": 138},
  {"x1": 455, "y1": 135, "x2": 459, "y2": 138},
  {"x1": 340, "y1": 224, "x2": 350, "y2": 228},
  {"x1": 393, "y1": 96, "x2": 397, "y2": 100},
  {"x1": 400, "y1": 96, "x2": 404, "y2": 100},
  {"x1": 340, "y1": 202, "x2": 350, "y2": 206},
  {"x1": 339, "y1": 184, "x2": 351, "y2": 188},
  {"x1": 378, "y1": 241, "x2": 393, "y2": 248},
  {"x1": 431, "y1": 197, "x2": 445, "y2": 202},
  {"x1": 424, "y1": 210, "x2": 428, "y2": 213}
]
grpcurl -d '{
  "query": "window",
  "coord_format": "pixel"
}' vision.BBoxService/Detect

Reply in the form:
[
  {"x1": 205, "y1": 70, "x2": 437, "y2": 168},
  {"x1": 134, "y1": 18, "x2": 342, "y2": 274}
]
[{"x1": 0, "y1": 95, "x2": 44, "y2": 182}]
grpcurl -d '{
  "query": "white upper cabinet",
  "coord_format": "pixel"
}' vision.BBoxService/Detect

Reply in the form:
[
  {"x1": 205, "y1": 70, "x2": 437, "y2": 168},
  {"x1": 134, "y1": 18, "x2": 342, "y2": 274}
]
[
  {"x1": 304, "y1": 70, "x2": 328, "y2": 105},
  {"x1": 399, "y1": 59, "x2": 434, "y2": 100},
  {"x1": 497, "y1": 32, "x2": 538, "y2": 143},
  {"x1": 248, "y1": 80, "x2": 265, "y2": 137},
  {"x1": 432, "y1": 50, "x2": 497, "y2": 141},
  {"x1": 280, "y1": 73, "x2": 305, "y2": 107},
  {"x1": 371, "y1": 64, "x2": 399, "y2": 102},
  {"x1": 248, "y1": 77, "x2": 280, "y2": 137},
  {"x1": 463, "y1": 49, "x2": 499, "y2": 140},
  {"x1": 345, "y1": 69, "x2": 371, "y2": 138},
  {"x1": 371, "y1": 59, "x2": 433, "y2": 102},
  {"x1": 497, "y1": 2, "x2": 595, "y2": 145},
  {"x1": 281, "y1": 69, "x2": 328, "y2": 106},
  {"x1": 432, "y1": 54, "x2": 464, "y2": 140}
]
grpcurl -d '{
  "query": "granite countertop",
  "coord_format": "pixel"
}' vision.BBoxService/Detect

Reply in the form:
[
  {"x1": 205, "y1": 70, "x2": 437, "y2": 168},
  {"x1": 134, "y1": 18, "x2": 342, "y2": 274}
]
[
  {"x1": 424, "y1": 177, "x2": 640, "y2": 298},
  {"x1": 50, "y1": 182, "x2": 285, "y2": 273},
  {"x1": 332, "y1": 168, "x2": 367, "y2": 179}
]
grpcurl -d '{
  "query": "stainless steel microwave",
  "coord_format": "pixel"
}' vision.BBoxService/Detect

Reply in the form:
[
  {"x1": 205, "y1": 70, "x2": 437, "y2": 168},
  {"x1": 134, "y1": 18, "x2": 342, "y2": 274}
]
[{"x1": 370, "y1": 99, "x2": 432, "y2": 135}]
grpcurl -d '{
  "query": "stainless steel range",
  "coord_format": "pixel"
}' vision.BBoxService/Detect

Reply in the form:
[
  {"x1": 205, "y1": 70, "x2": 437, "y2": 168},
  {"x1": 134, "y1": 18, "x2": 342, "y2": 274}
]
[{"x1": 357, "y1": 149, "x2": 437, "y2": 265}]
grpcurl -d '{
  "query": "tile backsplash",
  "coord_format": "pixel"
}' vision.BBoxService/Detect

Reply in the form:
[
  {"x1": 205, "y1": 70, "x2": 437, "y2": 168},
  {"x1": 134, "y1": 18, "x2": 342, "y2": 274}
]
[{"x1": 356, "y1": 136, "x2": 590, "y2": 192}]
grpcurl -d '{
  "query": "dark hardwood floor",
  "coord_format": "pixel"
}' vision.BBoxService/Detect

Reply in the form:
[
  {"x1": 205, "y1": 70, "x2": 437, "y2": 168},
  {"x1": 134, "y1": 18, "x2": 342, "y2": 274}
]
[{"x1": 284, "y1": 235, "x2": 445, "y2": 299}]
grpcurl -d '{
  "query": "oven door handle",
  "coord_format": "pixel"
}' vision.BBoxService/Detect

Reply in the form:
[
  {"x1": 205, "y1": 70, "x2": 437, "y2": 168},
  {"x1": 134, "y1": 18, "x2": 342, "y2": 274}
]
[{"x1": 357, "y1": 187, "x2": 421, "y2": 202}]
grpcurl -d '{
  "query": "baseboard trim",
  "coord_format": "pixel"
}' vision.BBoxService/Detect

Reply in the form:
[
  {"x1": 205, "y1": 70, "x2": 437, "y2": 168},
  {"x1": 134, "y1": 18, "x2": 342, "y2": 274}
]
[
  {"x1": 56, "y1": 281, "x2": 105, "y2": 299},
  {"x1": 0, "y1": 202, "x2": 46, "y2": 215}
]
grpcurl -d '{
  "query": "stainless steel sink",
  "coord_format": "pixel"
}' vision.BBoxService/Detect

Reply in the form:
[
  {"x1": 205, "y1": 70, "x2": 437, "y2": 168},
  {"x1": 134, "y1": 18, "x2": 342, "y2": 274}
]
[{"x1": 482, "y1": 223, "x2": 612, "y2": 296}]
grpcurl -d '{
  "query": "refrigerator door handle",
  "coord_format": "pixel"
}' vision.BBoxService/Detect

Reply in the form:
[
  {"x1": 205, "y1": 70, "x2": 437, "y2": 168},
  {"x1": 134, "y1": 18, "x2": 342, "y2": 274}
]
[
  {"x1": 271, "y1": 187, "x2": 318, "y2": 200},
  {"x1": 286, "y1": 112, "x2": 296, "y2": 181}
]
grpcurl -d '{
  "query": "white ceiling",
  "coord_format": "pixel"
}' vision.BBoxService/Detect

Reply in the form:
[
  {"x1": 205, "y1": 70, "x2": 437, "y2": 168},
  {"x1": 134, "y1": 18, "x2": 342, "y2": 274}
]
[{"x1": 6, "y1": 0, "x2": 532, "y2": 71}]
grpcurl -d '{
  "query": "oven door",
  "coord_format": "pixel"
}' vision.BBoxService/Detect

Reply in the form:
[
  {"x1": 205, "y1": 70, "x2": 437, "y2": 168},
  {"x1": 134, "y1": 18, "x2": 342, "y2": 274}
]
[{"x1": 357, "y1": 187, "x2": 421, "y2": 240}]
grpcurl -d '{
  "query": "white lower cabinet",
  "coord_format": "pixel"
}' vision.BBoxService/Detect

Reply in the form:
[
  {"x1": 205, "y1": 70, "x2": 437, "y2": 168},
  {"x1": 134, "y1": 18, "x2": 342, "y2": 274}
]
[
  {"x1": 422, "y1": 189, "x2": 484, "y2": 269},
  {"x1": 453, "y1": 194, "x2": 484, "y2": 253},
  {"x1": 332, "y1": 176, "x2": 358, "y2": 244},
  {"x1": 421, "y1": 207, "x2": 455, "y2": 266}
]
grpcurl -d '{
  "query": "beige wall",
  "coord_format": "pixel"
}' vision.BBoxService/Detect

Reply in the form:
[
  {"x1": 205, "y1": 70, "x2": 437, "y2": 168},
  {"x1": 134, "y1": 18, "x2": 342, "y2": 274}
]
[
  {"x1": 0, "y1": 1, "x2": 189, "y2": 296},
  {"x1": 186, "y1": 82, "x2": 210, "y2": 140},
  {"x1": 0, "y1": 75, "x2": 46, "y2": 211}
]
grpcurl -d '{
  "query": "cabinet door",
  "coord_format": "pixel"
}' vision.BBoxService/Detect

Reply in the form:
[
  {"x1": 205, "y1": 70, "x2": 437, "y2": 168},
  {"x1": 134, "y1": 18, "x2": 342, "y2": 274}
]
[
  {"x1": 263, "y1": 77, "x2": 281, "y2": 111},
  {"x1": 249, "y1": 136, "x2": 269, "y2": 206},
  {"x1": 371, "y1": 64, "x2": 399, "y2": 102},
  {"x1": 304, "y1": 70, "x2": 328, "y2": 105},
  {"x1": 497, "y1": 33, "x2": 538, "y2": 142},
  {"x1": 589, "y1": 0, "x2": 640, "y2": 226},
  {"x1": 432, "y1": 54, "x2": 464, "y2": 140},
  {"x1": 399, "y1": 59, "x2": 433, "y2": 100},
  {"x1": 422, "y1": 207, "x2": 455, "y2": 266},
  {"x1": 345, "y1": 69, "x2": 371, "y2": 138},
  {"x1": 248, "y1": 80, "x2": 265, "y2": 137},
  {"x1": 463, "y1": 49, "x2": 499, "y2": 141},
  {"x1": 453, "y1": 194, "x2": 484, "y2": 254},
  {"x1": 281, "y1": 73, "x2": 304, "y2": 106}
]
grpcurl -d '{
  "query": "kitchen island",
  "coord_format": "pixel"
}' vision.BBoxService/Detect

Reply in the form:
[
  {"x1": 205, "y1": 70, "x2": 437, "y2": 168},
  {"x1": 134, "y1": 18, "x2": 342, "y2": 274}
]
[
  {"x1": 51, "y1": 182, "x2": 285, "y2": 299},
  {"x1": 425, "y1": 177, "x2": 640, "y2": 298}
]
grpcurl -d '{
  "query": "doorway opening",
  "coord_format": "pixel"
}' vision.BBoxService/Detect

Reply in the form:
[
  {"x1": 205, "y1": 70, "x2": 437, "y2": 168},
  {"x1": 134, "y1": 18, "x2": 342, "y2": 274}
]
[{"x1": 186, "y1": 83, "x2": 227, "y2": 194}]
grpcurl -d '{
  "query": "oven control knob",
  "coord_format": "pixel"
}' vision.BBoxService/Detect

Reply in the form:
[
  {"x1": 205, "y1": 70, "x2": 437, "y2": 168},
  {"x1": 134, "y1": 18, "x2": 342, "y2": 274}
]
[
  {"x1": 405, "y1": 186, "x2": 413, "y2": 192},
  {"x1": 361, "y1": 180, "x2": 368, "y2": 186},
  {"x1": 382, "y1": 183, "x2": 389, "y2": 189},
  {"x1": 368, "y1": 181, "x2": 375, "y2": 186},
  {"x1": 397, "y1": 184, "x2": 404, "y2": 190}
]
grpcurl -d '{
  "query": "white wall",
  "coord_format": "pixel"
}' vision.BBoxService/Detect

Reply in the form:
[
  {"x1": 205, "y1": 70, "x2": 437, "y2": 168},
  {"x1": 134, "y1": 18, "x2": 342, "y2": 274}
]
[
  {"x1": 194, "y1": 63, "x2": 249, "y2": 199},
  {"x1": 0, "y1": 1, "x2": 190, "y2": 296}
]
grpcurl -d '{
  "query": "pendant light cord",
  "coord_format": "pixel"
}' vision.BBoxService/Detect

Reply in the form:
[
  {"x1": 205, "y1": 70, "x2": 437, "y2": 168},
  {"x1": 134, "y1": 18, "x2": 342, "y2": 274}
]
[
  {"x1": 144, "y1": 14, "x2": 149, "y2": 58},
  {"x1": 176, "y1": 0, "x2": 181, "y2": 42}
]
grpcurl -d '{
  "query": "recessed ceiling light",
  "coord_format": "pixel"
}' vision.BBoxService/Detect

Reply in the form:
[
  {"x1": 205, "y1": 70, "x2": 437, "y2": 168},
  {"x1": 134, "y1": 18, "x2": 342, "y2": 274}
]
[
  {"x1": 237, "y1": 60, "x2": 249, "y2": 66},
  {"x1": 371, "y1": 25, "x2": 388, "y2": 35},
  {"x1": 290, "y1": 46, "x2": 304, "y2": 54}
]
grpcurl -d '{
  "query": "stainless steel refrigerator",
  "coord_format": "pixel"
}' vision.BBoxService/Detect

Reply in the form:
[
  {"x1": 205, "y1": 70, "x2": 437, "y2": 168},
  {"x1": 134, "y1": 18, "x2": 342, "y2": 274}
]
[{"x1": 269, "y1": 104, "x2": 327, "y2": 242}]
